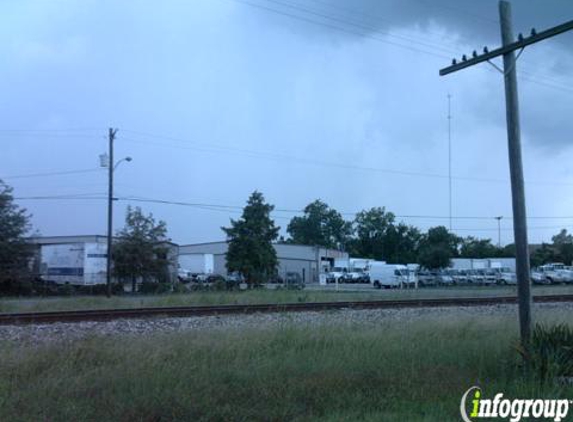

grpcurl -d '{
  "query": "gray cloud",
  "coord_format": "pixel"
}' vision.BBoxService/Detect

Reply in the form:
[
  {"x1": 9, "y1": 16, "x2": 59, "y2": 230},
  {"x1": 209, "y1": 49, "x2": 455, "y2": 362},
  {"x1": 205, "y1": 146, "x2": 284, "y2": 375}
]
[{"x1": 1, "y1": 0, "x2": 573, "y2": 247}]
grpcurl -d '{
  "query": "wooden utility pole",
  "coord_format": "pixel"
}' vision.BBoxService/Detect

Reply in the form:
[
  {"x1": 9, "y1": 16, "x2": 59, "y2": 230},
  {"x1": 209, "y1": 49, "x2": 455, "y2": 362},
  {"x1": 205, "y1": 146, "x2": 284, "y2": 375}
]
[
  {"x1": 439, "y1": 1, "x2": 573, "y2": 348},
  {"x1": 106, "y1": 128, "x2": 117, "y2": 298},
  {"x1": 447, "y1": 93, "x2": 452, "y2": 232}
]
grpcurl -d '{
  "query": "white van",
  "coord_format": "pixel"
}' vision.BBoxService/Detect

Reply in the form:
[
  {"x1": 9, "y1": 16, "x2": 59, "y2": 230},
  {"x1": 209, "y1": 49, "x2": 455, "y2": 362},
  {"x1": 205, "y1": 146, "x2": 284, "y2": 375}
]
[{"x1": 369, "y1": 264, "x2": 408, "y2": 288}]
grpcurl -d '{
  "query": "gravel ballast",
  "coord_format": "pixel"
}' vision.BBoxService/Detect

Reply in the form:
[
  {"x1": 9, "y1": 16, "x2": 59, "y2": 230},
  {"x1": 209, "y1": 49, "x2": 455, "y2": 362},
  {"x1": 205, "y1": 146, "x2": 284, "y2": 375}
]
[{"x1": 1, "y1": 302, "x2": 572, "y2": 344}]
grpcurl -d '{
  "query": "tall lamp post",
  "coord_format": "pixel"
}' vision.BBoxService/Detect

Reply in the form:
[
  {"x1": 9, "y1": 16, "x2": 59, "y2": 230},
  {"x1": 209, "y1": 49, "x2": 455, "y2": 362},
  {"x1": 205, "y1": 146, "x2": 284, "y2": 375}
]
[
  {"x1": 102, "y1": 128, "x2": 132, "y2": 298},
  {"x1": 495, "y1": 216, "x2": 503, "y2": 248}
]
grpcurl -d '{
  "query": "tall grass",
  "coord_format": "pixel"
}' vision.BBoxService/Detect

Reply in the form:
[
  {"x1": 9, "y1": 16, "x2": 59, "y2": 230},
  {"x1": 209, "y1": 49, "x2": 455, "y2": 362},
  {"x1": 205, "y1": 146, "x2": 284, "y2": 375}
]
[{"x1": 1, "y1": 310, "x2": 571, "y2": 421}]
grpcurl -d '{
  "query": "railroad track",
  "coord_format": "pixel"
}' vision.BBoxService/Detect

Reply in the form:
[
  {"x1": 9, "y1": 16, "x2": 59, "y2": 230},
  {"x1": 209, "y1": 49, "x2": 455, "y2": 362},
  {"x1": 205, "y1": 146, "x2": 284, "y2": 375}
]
[{"x1": 1, "y1": 294, "x2": 572, "y2": 325}]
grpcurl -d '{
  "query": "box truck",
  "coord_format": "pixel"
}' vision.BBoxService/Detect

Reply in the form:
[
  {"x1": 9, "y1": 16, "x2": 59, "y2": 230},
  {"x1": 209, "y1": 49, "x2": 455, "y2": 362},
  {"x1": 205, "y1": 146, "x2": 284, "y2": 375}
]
[{"x1": 369, "y1": 263, "x2": 408, "y2": 288}]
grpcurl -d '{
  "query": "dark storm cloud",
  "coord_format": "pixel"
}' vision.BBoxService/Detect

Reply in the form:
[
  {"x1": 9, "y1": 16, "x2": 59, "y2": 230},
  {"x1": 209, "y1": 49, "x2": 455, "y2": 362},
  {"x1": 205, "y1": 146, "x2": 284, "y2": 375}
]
[
  {"x1": 2, "y1": 0, "x2": 573, "y2": 244},
  {"x1": 253, "y1": 0, "x2": 573, "y2": 48}
]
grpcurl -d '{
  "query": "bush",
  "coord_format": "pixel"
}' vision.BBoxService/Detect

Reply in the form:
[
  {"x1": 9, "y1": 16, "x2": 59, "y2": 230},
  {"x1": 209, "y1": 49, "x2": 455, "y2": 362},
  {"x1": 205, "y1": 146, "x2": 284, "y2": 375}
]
[
  {"x1": 77, "y1": 283, "x2": 124, "y2": 296},
  {"x1": 172, "y1": 282, "x2": 188, "y2": 294},
  {"x1": 56, "y1": 283, "x2": 76, "y2": 296},
  {"x1": 517, "y1": 323, "x2": 573, "y2": 380},
  {"x1": 0, "y1": 277, "x2": 38, "y2": 296},
  {"x1": 138, "y1": 282, "x2": 172, "y2": 295}
]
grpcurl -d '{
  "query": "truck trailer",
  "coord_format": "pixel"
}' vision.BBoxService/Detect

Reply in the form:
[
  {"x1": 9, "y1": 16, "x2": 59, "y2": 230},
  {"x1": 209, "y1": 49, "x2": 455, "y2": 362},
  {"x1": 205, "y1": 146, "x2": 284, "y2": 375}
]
[{"x1": 40, "y1": 243, "x2": 107, "y2": 285}]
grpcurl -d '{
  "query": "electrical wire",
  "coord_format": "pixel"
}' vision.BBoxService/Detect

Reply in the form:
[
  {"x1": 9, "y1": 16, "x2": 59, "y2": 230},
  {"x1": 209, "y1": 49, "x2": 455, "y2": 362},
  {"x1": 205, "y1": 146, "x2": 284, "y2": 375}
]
[
  {"x1": 12, "y1": 194, "x2": 573, "y2": 233},
  {"x1": 229, "y1": 0, "x2": 573, "y2": 94},
  {"x1": 2, "y1": 168, "x2": 104, "y2": 180},
  {"x1": 120, "y1": 130, "x2": 573, "y2": 187},
  {"x1": 3, "y1": 168, "x2": 104, "y2": 180}
]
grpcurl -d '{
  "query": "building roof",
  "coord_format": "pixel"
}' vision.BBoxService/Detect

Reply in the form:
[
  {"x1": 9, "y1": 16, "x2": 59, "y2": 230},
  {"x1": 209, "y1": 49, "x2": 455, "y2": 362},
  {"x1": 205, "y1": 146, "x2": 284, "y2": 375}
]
[{"x1": 28, "y1": 235, "x2": 178, "y2": 247}]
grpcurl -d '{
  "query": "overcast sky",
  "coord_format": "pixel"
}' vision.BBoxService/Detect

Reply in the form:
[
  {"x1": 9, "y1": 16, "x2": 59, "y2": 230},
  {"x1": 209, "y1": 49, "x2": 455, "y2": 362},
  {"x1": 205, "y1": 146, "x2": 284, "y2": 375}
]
[{"x1": 2, "y1": 0, "x2": 573, "y2": 246}]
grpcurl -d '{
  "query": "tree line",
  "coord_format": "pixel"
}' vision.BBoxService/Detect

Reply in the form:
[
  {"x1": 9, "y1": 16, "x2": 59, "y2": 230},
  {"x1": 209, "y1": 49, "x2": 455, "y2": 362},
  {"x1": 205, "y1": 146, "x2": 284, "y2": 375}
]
[{"x1": 1, "y1": 181, "x2": 573, "y2": 290}]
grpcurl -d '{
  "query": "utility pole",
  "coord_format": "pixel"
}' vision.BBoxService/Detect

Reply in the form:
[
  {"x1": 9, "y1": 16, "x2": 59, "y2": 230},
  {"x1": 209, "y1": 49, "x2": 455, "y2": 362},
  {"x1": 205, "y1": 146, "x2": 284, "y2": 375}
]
[
  {"x1": 447, "y1": 93, "x2": 452, "y2": 232},
  {"x1": 495, "y1": 216, "x2": 503, "y2": 247},
  {"x1": 106, "y1": 128, "x2": 117, "y2": 298},
  {"x1": 439, "y1": 1, "x2": 573, "y2": 348}
]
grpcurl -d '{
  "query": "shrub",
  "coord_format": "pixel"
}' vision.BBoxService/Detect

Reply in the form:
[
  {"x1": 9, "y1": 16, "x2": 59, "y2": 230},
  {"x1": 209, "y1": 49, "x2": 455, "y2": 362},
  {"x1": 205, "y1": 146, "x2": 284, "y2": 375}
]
[
  {"x1": 172, "y1": 282, "x2": 188, "y2": 294},
  {"x1": 57, "y1": 283, "x2": 76, "y2": 296},
  {"x1": 517, "y1": 323, "x2": 573, "y2": 380},
  {"x1": 138, "y1": 282, "x2": 172, "y2": 295},
  {"x1": 77, "y1": 283, "x2": 124, "y2": 296}
]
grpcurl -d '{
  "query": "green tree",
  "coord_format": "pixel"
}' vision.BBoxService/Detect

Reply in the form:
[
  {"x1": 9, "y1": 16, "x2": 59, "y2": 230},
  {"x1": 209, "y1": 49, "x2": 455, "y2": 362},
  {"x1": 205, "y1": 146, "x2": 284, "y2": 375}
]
[
  {"x1": 287, "y1": 200, "x2": 352, "y2": 249},
  {"x1": 383, "y1": 223, "x2": 422, "y2": 264},
  {"x1": 459, "y1": 236, "x2": 500, "y2": 258},
  {"x1": 502, "y1": 243, "x2": 516, "y2": 257},
  {"x1": 348, "y1": 207, "x2": 421, "y2": 263},
  {"x1": 113, "y1": 206, "x2": 171, "y2": 292},
  {"x1": 222, "y1": 191, "x2": 279, "y2": 286},
  {"x1": 417, "y1": 226, "x2": 460, "y2": 270},
  {"x1": 551, "y1": 229, "x2": 573, "y2": 265},
  {"x1": 530, "y1": 242, "x2": 557, "y2": 268},
  {"x1": 0, "y1": 181, "x2": 34, "y2": 291},
  {"x1": 349, "y1": 207, "x2": 395, "y2": 260}
]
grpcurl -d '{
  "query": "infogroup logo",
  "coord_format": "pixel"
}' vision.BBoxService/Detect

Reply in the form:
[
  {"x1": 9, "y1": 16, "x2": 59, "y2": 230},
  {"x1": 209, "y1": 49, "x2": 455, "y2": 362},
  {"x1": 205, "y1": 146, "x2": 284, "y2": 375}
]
[{"x1": 460, "y1": 386, "x2": 571, "y2": 422}]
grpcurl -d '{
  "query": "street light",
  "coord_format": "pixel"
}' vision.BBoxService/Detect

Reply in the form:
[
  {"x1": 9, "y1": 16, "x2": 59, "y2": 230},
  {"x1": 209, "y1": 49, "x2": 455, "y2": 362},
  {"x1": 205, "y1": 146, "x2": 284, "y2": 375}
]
[
  {"x1": 114, "y1": 156, "x2": 132, "y2": 170},
  {"x1": 495, "y1": 216, "x2": 503, "y2": 248}
]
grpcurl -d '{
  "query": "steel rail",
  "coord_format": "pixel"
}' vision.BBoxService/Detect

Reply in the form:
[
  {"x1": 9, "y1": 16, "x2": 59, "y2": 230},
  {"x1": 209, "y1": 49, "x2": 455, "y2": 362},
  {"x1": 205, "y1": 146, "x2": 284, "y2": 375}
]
[{"x1": 1, "y1": 294, "x2": 572, "y2": 325}]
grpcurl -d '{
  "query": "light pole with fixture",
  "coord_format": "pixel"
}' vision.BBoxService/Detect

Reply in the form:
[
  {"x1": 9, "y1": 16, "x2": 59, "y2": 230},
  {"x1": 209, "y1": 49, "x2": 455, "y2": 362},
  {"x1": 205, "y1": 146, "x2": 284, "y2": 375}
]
[
  {"x1": 495, "y1": 216, "x2": 503, "y2": 248},
  {"x1": 101, "y1": 128, "x2": 132, "y2": 297}
]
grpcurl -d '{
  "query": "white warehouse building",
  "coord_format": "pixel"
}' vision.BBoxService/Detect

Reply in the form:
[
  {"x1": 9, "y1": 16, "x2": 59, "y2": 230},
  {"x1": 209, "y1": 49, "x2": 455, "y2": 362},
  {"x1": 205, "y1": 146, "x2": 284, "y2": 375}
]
[{"x1": 178, "y1": 241, "x2": 348, "y2": 284}]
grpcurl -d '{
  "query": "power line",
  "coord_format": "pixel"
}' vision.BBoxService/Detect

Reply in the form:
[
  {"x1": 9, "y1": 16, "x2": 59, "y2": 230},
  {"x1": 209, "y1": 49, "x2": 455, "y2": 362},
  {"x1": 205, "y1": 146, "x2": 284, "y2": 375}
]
[
  {"x1": 115, "y1": 195, "x2": 573, "y2": 221},
  {"x1": 258, "y1": 0, "x2": 458, "y2": 55},
  {"x1": 227, "y1": 0, "x2": 450, "y2": 60},
  {"x1": 13, "y1": 194, "x2": 573, "y2": 232},
  {"x1": 121, "y1": 130, "x2": 573, "y2": 186},
  {"x1": 15, "y1": 193, "x2": 106, "y2": 200},
  {"x1": 230, "y1": 0, "x2": 573, "y2": 94},
  {"x1": 2, "y1": 168, "x2": 104, "y2": 180},
  {"x1": 294, "y1": 0, "x2": 573, "y2": 91},
  {"x1": 0, "y1": 128, "x2": 103, "y2": 133},
  {"x1": 113, "y1": 196, "x2": 573, "y2": 232},
  {"x1": 16, "y1": 193, "x2": 573, "y2": 222}
]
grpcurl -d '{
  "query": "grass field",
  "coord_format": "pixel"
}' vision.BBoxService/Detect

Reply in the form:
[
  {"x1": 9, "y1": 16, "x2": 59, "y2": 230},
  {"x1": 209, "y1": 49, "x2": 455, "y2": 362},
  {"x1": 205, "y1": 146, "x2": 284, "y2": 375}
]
[
  {"x1": 1, "y1": 284, "x2": 573, "y2": 314},
  {"x1": 1, "y1": 307, "x2": 571, "y2": 421}
]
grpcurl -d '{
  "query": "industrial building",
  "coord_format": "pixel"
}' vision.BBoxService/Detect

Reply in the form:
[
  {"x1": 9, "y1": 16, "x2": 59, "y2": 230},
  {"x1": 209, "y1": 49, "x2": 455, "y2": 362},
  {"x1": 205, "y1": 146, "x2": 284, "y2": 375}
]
[
  {"x1": 178, "y1": 241, "x2": 348, "y2": 283},
  {"x1": 28, "y1": 236, "x2": 348, "y2": 285}
]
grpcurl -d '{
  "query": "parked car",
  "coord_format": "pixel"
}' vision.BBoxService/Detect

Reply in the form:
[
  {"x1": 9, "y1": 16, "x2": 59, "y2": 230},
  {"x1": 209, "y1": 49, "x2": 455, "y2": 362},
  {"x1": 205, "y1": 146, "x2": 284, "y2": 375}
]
[
  {"x1": 537, "y1": 263, "x2": 568, "y2": 284},
  {"x1": 559, "y1": 266, "x2": 573, "y2": 283},
  {"x1": 435, "y1": 270, "x2": 454, "y2": 286},
  {"x1": 467, "y1": 269, "x2": 485, "y2": 285},
  {"x1": 346, "y1": 268, "x2": 368, "y2": 284},
  {"x1": 453, "y1": 269, "x2": 470, "y2": 285},
  {"x1": 417, "y1": 270, "x2": 437, "y2": 287},
  {"x1": 482, "y1": 269, "x2": 498, "y2": 285},
  {"x1": 327, "y1": 267, "x2": 349, "y2": 284},
  {"x1": 531, "y1": 269, "x2": 550, "y2": 285},
  {"x1": 226, "y1": 272, "x2": 245, "y2": 289},
  {"x1": 495, "y1": 267, "x2": 517, "y2": 285}
]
